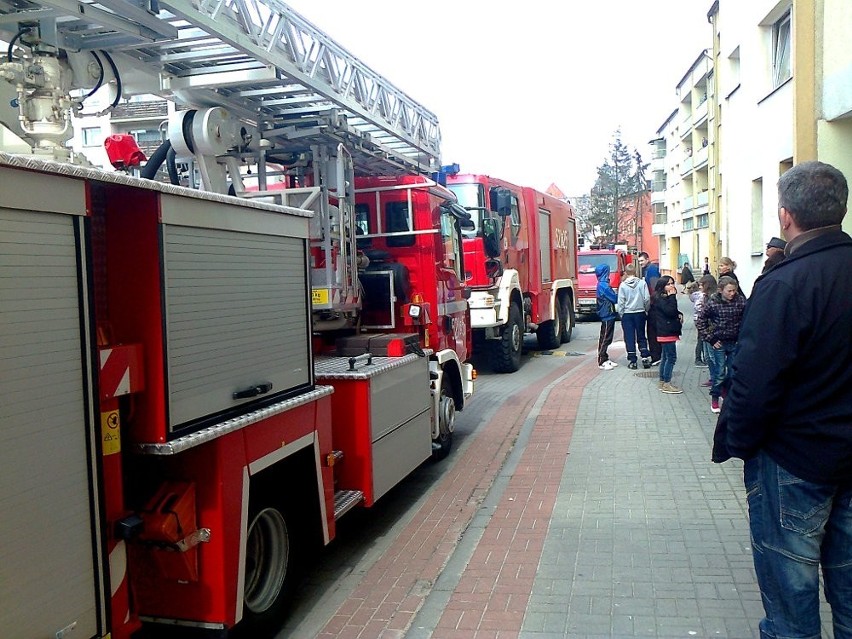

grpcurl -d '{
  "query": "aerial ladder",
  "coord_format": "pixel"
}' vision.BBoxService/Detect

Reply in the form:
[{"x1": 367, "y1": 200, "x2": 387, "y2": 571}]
[{"x1": 0, "y1": 0, "x2": 442, "y2": 325}]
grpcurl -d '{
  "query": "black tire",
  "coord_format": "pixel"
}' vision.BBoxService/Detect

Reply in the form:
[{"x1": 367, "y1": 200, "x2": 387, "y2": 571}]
[
  {"x1": 536, "y1": 301, "x2": 561, "y2": 351},
  {"x1": 491, "y1": 303, "x2": 523, "y2": 373},
  {"x1": 233, "y1": 506, "x2": 298, "y2": 637},
  {"x1": 560, "y1": 298, "x2": 574, "y2": 344},
  {"x1": 431, "y1": 375, "x2": 455, "y2": 461}
]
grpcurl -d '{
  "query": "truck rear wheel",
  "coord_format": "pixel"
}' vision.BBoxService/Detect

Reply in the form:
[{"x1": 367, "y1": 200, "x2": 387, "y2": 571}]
[
  {"x1": 560, "y1": 299, "x2": 574, "y2": 344},
  {"x1": 536, "y1": 302, "x2": 561, "y2": 351},
  {"x1": 237, "y1": 506, "x2": 295, "y2": 635},
  {"x1": 491, "y1": 303, "x2": 523, "y2": 373}
]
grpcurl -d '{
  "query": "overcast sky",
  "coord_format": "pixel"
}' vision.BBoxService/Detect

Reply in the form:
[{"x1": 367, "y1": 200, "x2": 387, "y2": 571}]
[{"x1": 285, "y1": 0, "x2": 712, "y2": 196}]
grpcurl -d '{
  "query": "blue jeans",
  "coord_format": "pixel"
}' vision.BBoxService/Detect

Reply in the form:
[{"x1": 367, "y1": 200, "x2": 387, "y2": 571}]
[
  {"x1": 744, "y1": 451, "x2": 852, "y2": 639},
  {"x1": 621, "y1": 312, "x2": 650, "y2": 363},
  {"x1": 658, "y1": 341, "x2": 677, "y2": 383},
  {"x1": 706, "y1": 341, "x2": 736, "y2": 398}
]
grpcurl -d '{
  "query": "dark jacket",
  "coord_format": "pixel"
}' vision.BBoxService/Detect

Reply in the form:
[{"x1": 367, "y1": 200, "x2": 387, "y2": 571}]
[
  {"x1": 712, "y1": 229, "x2": 852, "y2": 483},
  {"x1": 695, "y1": 292, "x2": 746, "y2": 345},
  {"x1": 680, "y1": 265, "x2": 695, "y2": 285},
  {"x1": 595, "y1": 263, "x2": 618, "y2": 322},
  {"x1": 642, "y1": 262, "x2": 661, "y2": 291},
  {"x1": 650, "y1": 293, "x2": 682, "y2": 338}
]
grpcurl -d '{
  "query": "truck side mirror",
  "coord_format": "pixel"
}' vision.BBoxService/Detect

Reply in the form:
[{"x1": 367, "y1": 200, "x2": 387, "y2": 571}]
[{"x1": 488, "y1": 187, "x2": 512, "y2": 217}]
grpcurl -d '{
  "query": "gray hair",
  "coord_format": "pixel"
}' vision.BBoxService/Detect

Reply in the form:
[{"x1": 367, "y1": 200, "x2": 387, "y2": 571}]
[{"x1": 778, "y1": 161, "x2": 848, "y2": 230}]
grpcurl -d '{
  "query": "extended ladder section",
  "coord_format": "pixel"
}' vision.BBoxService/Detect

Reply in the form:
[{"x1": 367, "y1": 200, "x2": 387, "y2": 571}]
[{"x1": 0, "y1": 0, "x2": 441, "y2": 175}]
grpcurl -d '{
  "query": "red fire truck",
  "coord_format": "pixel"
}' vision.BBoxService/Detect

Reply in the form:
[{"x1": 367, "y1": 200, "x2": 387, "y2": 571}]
[
  {"x1": 576, "y1": 248, "x2": 634, "y2": 317},
  {"x1": 0, "y1": 3, "x2": 474, "y2": 638},
  {"x1": 445, "y1": 172, "x2": 579, "y2": 372}
]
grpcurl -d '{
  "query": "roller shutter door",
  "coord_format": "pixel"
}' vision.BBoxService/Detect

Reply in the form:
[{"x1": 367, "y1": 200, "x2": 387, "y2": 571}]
[{"x1": 0, "y1": 208, "x2": 100, "y2": 638}]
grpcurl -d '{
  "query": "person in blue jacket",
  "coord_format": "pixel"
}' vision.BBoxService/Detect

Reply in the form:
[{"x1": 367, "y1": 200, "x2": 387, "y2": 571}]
[{"x1": 595, "y1": 263, "x2": 619, "y2": 370}]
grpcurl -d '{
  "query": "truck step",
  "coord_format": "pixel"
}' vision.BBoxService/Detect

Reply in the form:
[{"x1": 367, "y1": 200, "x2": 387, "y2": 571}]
[{"x1": 334, "y1": 490, "x2": 364, "y2": 520}]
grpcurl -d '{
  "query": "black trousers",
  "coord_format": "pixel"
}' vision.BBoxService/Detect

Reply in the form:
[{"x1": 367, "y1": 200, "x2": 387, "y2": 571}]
[{"x1": 598, "y1": 319, "x2": 615, "y2": 365}]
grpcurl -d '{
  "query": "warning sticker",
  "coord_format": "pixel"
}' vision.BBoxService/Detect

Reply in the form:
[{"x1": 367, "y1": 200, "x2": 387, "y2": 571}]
[
  {"x1": 312, "y1": 288, "x2": 330, "y2": 305},
  {"x1": 101, "y1": 410, "x2": 121, "y2": 455}
]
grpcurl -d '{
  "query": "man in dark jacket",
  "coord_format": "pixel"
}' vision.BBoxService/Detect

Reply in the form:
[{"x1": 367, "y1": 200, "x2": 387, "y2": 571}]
[
  {"x1": 637, "y1": 252, "x2": 662, "y2": 364},
  {"x1": 712, "y1": 161, "x2": 852, "y2": 639},
  {"x1": 595, "y1": 263, "x2": 619, "y2": 370}
]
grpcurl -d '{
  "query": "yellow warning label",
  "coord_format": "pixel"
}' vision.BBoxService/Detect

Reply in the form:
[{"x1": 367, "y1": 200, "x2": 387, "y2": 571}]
[
  {"x1": 101, "y1": 410, "x2": 121, "y2": 456},
  {"x1": 312, "y1": 288, "x2": 330, "y2": 305}
]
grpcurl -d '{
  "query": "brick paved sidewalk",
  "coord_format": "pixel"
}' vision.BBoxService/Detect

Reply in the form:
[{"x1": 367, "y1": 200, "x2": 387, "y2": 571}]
[{"x1": 311, "y1": 308, "x2": 835, "y2": 639}]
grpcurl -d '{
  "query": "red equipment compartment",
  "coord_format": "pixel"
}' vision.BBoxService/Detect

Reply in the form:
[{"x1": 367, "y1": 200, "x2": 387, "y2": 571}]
[{"x1": 315, "y1": 354, "x2": 431, "y2": 506}]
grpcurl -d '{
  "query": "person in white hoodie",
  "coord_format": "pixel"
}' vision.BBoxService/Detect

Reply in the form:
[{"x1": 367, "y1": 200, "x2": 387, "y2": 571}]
[{"x1": 617, "y1": 262, "x2": 652, "y2": 370}]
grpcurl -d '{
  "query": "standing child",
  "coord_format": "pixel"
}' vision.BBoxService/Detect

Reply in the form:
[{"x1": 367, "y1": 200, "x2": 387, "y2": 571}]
[
  {"x1": 685, "y1": 280, "x2": 706, "y2": 366},
  {"x1": 595, "y1": 263, "x2": 619, "y2": 370},
  {"x1": 617, "y1": 262, "x2": 652, "y2": 369},
  {"x1": 694, "y1": 274, "x2": 718, "y2": 386},
  {"x1": 650, "y1": 276, "x2": 683, "y2": 393}
]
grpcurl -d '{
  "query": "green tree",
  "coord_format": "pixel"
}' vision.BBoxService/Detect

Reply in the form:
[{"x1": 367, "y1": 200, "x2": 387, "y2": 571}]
[{"x1": 589, "y1": 130, "x2": 647, "y2": 244}]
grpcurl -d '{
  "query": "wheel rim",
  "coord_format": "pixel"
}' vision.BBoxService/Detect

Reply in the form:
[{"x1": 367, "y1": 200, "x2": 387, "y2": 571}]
[
  {"x1": 553, "y1": 308, "x2": 561, "y2": 340},
  {"x1": 439, "y1": 390, "x2": 455, "y2": 435},
  {"x1": 511, "y1": 322, "x2": 521, "y2": 352},
  {"x1": 244, "y1": 507, "x2": 289, "y2": 614}
]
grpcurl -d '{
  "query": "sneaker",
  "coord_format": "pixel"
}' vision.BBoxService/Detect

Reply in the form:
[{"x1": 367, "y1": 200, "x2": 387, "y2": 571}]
[
  {"x1": 661, "y1": 383, "x2": 684, "y2": 394},
  {"x1": 609, "y1": 361, "x2": 619, "y2": 367},
  {"x1": 599, "y1": 361, "x2": 615, "y2": 370},
  {"x1": 711, "y1": 397, "x2": 721, "y2": 413},
  {"x1": 627, "y1": 361, "x2": 637, "y2": 370},
  {"x1": 701, "y1": 380, "x2": 712, "y2": 387},
  {"x1": 650, "y1": 359, "x2": 661, "y2": 367},
  {"x1": 658, "y1": 381, "x2": 665, "y2": 391},
  {"x1": 642, "y1": 357, "x2": 652, "y2": 369}
]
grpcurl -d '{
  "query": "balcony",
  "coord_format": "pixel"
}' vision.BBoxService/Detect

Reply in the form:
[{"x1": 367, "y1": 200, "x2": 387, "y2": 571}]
[
  {"x1": 651, "y1": 156, "x2": 665, "y2": 172},
  {"x1": 681, "y1": 156, "x2": 693, "y2": 176},
  {"x1": 110, "y1": 100, "x2": 169, "y2": 122},
  {"x1": 693, "y1": 145, "x2": 708, "y2": 169},
  {"x1": 693, "y1": 99, "x2": 709, "y2": 126},
  {"x1": 683, "y1": 195, "x2": 694, "y2": 212},
  {"x1": 696, "y1": 190, "x2": 709, "y2": 209},
  {"x1": 652, "y1": 222, "x2": 667, "y2": 236},
  {"x1": 651, "y1": 190, "x2": 665, "y2": 204}
]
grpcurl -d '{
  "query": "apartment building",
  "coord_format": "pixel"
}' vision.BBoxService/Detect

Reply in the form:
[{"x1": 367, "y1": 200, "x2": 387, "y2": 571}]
[
  {"x1": 649, "y1": 50, "x2": 714, "y2": 278},
  {"x1": 650, "y1": 0, "x2": 851, "y2": 295}
]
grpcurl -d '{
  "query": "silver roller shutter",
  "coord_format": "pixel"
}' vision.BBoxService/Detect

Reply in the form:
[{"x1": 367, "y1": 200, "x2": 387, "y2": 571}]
[{"x1": 0, "y1": 207, "x2": 100, "y2": 639}]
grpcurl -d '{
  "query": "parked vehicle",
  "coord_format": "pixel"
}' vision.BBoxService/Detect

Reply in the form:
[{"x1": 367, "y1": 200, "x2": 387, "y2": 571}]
[
  {"x1": 446, "y1": 172, "x2": 579, "y2": 372},
  {"x1": 576, "y1": 248, "x2": 634, "y2": 317}
]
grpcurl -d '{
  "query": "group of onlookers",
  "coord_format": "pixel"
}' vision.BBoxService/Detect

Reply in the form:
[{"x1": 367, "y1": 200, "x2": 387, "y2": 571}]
[
  {"x1": 597, "y1": 161, "x2": 852, "y2": 639},
  {"x1": 595, "y1": 250, "x2": 683, "y2": 394}
]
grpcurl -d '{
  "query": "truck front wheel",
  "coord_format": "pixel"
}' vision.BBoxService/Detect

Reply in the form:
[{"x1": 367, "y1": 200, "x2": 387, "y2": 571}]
[
  {"x1": 491, "y1": 303, "x2": 523, "y2": 373},
  {"x1": 432, "y1": 376, "x2": 455, "y2": 461}
]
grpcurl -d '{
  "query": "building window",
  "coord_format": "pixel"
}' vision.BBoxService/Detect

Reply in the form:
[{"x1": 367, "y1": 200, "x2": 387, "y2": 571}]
[
  {"x1": 772, "y1": 12, "x2": 791, "y2": 87},
  {"x1": 130, "y1": 129, "x2": 162, "y2": 145},
  {"x1": 696, "y1": 214, "x2": 709, "y2": 229},
  {"x1": 82, "y1": 127, "x2": 102, "y2": 147},
  {"x1": 683, "y1": 218, "x2": 694, "y2": 232},
  {"x1": 751, "y1": 178, "x2": 764, "y2": 254}
]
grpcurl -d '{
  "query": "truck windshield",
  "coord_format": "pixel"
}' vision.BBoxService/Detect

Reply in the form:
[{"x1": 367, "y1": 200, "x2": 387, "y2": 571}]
[
  {"x1": 578, "y1": 254, "x2": 618, "y2": 274},
  {"x1": 448, "y1": 183, "x2": 485, "y2": 236}
]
